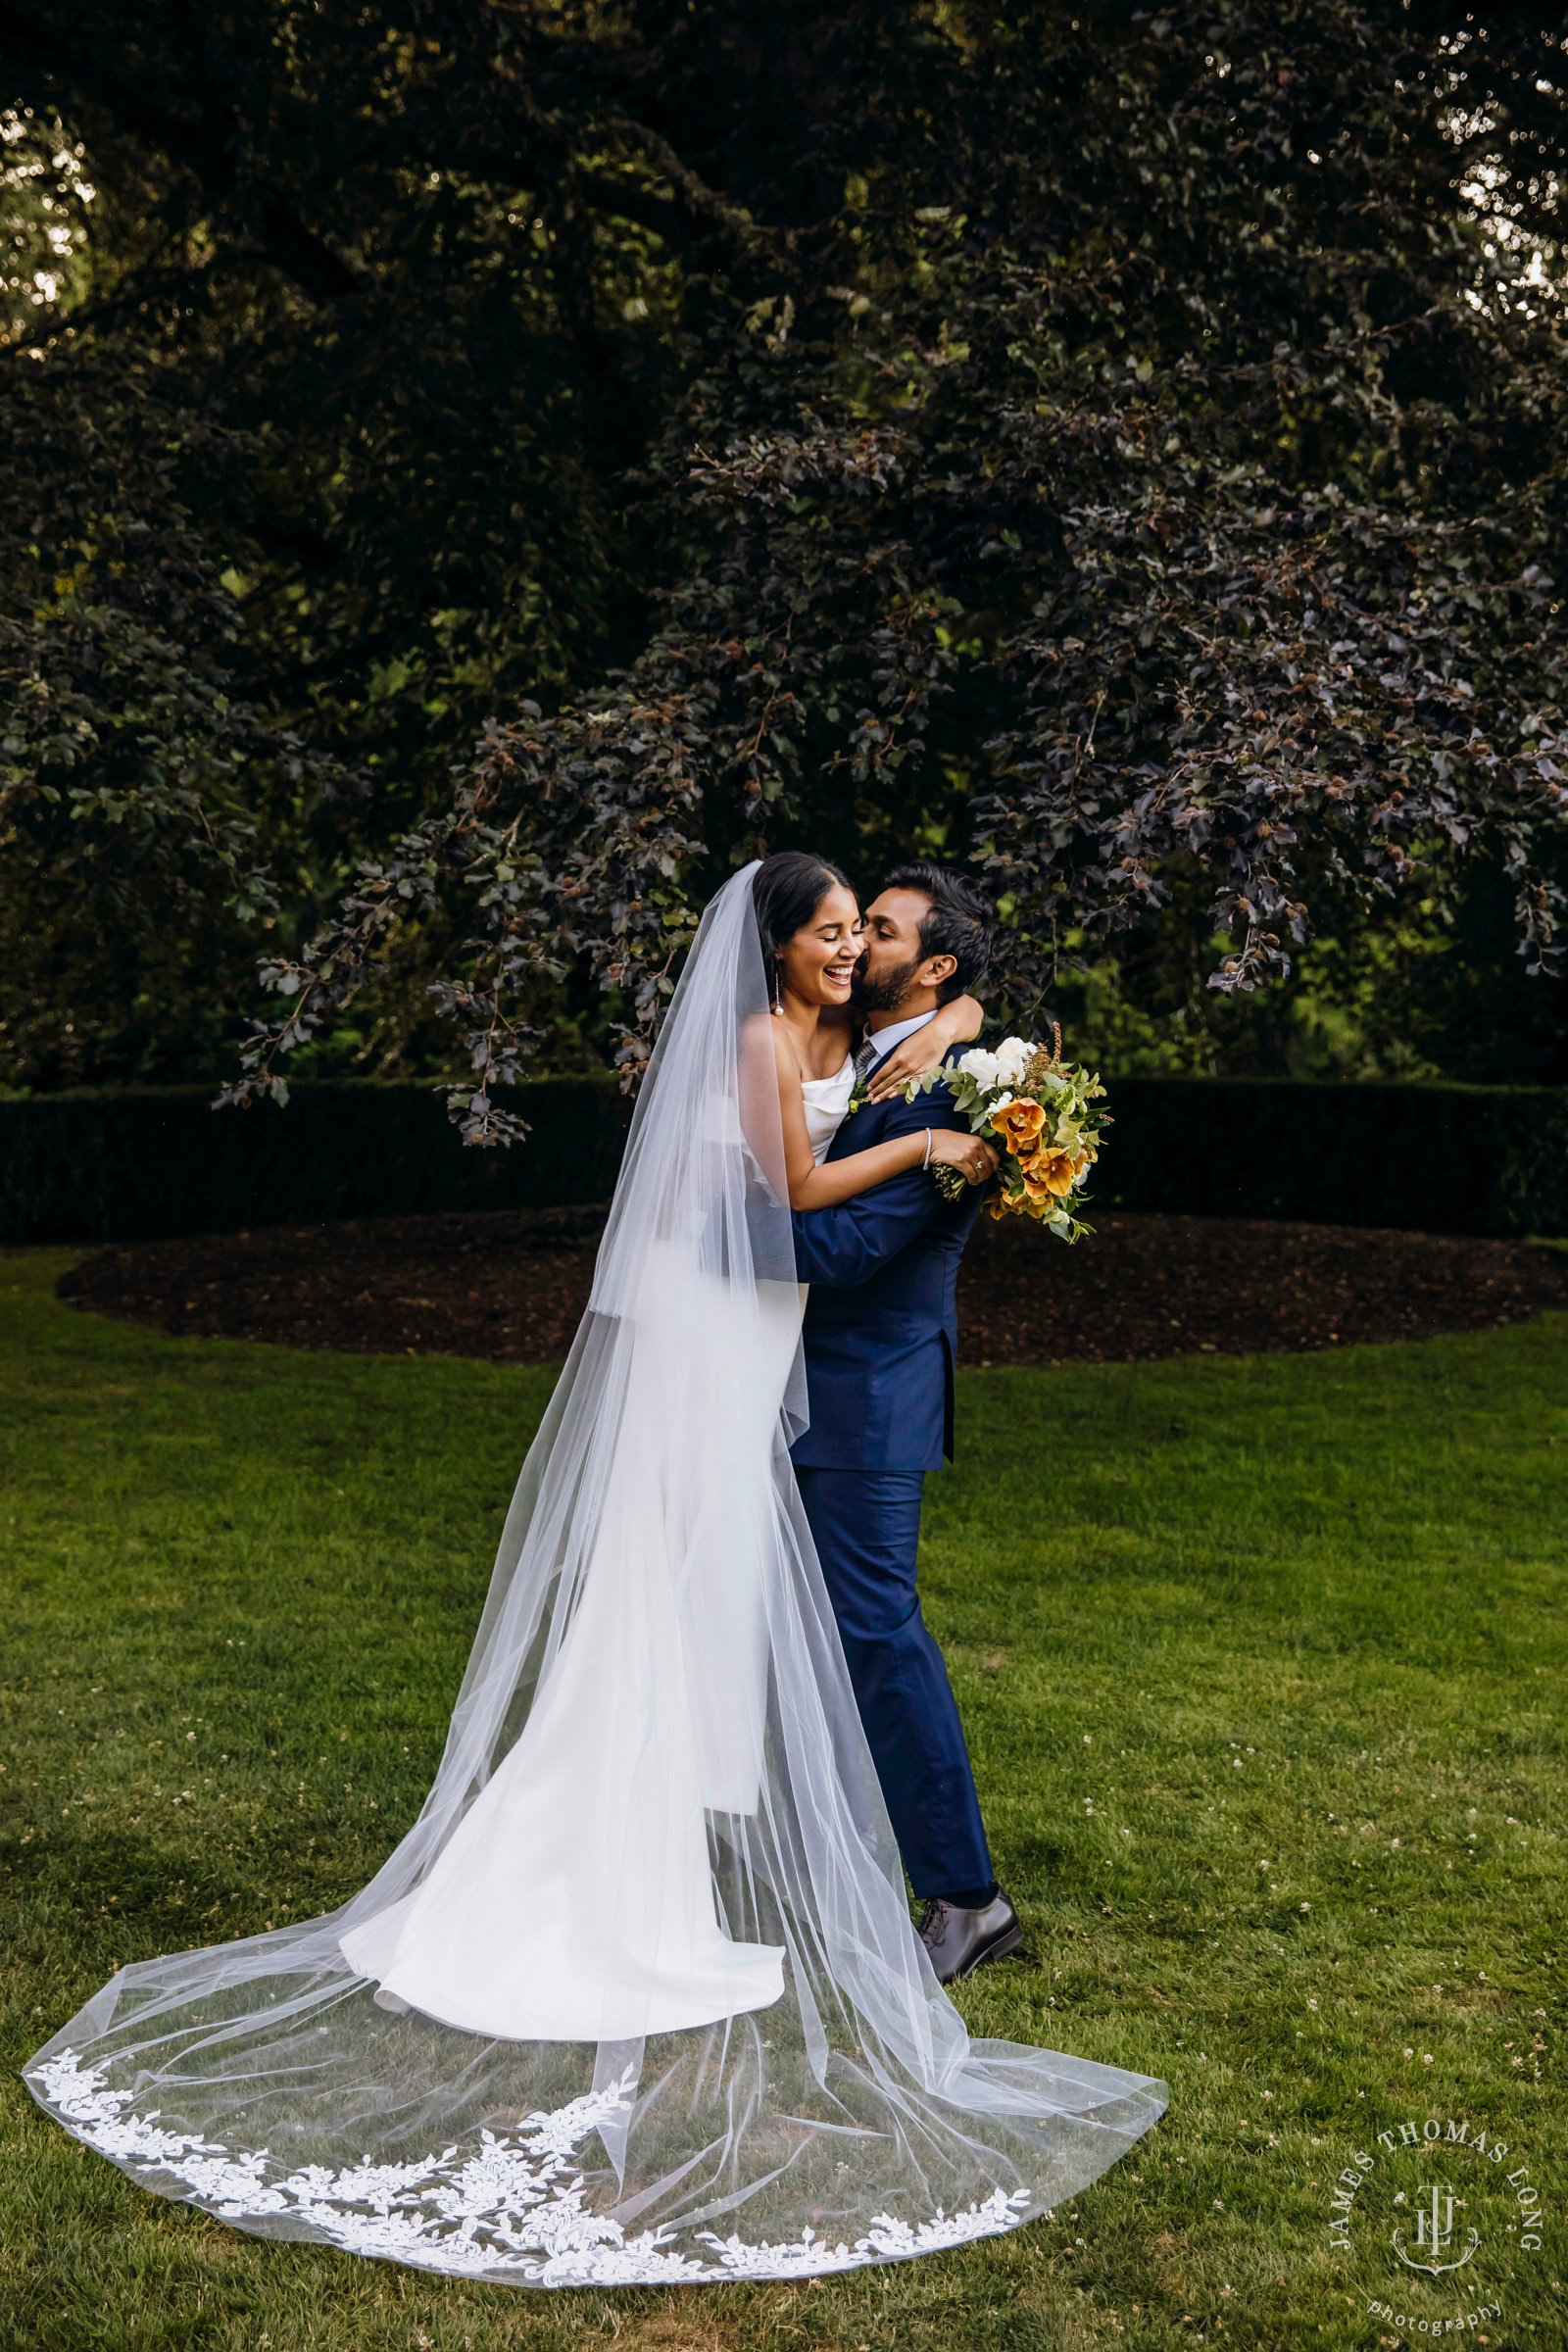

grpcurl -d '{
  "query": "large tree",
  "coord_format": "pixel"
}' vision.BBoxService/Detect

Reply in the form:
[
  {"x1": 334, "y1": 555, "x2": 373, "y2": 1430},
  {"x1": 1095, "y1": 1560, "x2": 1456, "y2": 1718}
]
[{"x1": 4, "y1": 3, "x2": 1567, "y2": 1114}]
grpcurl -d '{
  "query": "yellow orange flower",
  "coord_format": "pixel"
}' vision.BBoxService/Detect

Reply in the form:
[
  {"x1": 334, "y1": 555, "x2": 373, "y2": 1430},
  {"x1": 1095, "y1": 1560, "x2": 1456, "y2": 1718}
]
[
  {"x1": 1021, "y1": 1146, "x2": 1077, "y2": 1200},
  {"x1": 989, "y1": 1097, "x2": 1047, "y2": 1153}
]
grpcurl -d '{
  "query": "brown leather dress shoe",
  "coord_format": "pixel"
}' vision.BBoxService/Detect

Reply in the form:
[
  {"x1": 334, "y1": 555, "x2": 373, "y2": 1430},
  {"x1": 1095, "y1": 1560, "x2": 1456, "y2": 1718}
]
[{"x1": 918, "y1": 1886, "x2": 1024, "y2": 1983}]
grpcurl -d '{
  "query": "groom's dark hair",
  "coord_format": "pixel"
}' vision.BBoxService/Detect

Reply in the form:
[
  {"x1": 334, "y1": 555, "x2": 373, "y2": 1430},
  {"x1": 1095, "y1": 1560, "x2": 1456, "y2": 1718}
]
[{"x1": 883, "y1": 862, "x2": 994, "y2": 1003}]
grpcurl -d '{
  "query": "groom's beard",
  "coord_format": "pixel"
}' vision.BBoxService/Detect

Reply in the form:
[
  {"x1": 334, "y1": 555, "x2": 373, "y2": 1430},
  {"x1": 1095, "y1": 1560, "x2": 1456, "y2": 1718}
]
[{"x1": 850, "y1": 956, "x2": 921, "y2": 1017}]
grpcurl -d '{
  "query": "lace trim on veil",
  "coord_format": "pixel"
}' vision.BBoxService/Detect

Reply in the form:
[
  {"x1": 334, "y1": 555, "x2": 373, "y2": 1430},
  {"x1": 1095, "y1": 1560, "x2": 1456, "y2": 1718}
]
[{"x1": 33, "y1": 2049, "x2": 1033, "y2": 2287}]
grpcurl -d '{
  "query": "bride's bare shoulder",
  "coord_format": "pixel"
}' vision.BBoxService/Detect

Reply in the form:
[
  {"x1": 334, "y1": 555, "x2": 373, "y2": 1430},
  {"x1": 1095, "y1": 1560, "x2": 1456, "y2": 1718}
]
[
  {"x1": 766, "y1": 1016, "x2": 803, "y2": 1088},
  {"x1": 744, "y1": 1010, "x2": 801, "y2": 1091}
]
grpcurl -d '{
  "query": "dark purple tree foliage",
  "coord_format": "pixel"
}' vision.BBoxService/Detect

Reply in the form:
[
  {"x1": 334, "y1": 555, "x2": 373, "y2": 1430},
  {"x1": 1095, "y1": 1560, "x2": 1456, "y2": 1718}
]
[{"x1": 6, "y1": 5, "x2": 1567, "y2": 1125}]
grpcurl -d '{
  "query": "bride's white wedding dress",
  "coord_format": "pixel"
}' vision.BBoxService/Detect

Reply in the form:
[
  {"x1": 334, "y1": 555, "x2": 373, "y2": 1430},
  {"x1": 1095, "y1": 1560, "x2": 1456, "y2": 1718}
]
[
  {"x1": 333, "y1": 1051, "x2": 853, "y2": 2040},
  {"x1": 799, "y1": 1051, "x2": 858, "y2": 1160},
  {"x1": 25, "y1": 870, "x2": 1164, "y2": 2287}
]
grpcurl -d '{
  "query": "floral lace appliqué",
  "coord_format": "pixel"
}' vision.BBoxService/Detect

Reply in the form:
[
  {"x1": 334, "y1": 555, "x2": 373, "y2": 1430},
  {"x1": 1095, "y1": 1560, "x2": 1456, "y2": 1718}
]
[{"x1": 29, "y1": 2048, "x2": 1033, "y2": 2285}]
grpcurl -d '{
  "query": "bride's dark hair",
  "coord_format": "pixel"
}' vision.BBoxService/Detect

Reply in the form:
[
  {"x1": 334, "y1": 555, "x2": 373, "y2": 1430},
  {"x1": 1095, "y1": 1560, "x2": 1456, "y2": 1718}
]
[{"x1": 752, "y1": 850, "x2": 852, "y2": 1005}]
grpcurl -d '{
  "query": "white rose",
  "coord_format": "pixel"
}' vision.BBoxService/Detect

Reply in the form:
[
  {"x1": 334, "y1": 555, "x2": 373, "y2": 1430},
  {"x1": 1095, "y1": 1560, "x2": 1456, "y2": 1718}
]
[
  {"x1": 957, "y1": 1048, "x2": 1002, "y2": 1089},
  {"x1": 994, "y1": 1037, "x2": 1030, "y2": 1084}
]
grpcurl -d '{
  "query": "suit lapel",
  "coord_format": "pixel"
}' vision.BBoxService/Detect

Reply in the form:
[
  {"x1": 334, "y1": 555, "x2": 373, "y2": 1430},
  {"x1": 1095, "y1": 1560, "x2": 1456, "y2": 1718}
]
[
  {"x1": 826, "y1": 1091, "x2": 882, "y2": 1162},
  {"x1": 827, "y1": 1043, "x2": 966, "y2": 1164}
]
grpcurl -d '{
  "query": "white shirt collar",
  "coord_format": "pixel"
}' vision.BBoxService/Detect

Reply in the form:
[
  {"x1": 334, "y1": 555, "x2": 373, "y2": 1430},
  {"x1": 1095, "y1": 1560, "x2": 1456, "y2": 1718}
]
[{"x1": 866, "y1": 1008, "x2": 938, "y2": 1062}]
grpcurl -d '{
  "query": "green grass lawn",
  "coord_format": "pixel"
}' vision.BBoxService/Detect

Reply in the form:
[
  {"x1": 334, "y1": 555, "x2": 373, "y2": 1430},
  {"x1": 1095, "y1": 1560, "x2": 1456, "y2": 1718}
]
[{"x1": 2, "y1": 1248, "x2": 1564, "y2": 2352}]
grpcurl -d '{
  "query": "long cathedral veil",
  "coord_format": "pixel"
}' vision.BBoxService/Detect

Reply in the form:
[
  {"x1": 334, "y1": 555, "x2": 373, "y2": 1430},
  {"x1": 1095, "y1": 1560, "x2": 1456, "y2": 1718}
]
[{"x1": 24, "y1": 865, "x2": 1165, "y2": 2285}]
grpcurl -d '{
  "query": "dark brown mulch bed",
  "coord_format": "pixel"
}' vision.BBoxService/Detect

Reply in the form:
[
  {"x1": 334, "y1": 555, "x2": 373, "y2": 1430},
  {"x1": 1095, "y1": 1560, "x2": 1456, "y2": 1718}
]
[{"x1": 55, "y1": 1206, "x2": 1568, "y2": 1366}]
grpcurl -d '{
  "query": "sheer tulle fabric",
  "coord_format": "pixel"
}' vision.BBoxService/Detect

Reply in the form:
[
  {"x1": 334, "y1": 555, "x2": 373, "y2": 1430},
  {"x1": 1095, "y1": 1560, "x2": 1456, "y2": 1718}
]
[{"x1": 25, "y1": 868, "x2": 1165, "y2": 2285}]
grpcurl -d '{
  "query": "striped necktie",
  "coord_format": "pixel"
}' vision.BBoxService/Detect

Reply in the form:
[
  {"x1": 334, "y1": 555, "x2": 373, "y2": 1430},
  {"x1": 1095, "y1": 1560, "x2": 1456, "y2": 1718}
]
[{"x1": 854, "y1": 1034, "x2": 882, "y2": 1081}]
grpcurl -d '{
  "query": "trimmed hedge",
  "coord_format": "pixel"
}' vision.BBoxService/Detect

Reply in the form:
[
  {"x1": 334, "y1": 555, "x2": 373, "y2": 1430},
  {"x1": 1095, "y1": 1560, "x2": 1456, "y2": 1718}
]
[
  {"x1": 0, "y1": 1078, "x2": 633, "y2": 1245},
  {"x1": 1100, "y1": 1077, "x2": 1568, "y2": 1239},
  {"x1": 1, "y1": 1073, "x2": 1563, "y2": 1247}
]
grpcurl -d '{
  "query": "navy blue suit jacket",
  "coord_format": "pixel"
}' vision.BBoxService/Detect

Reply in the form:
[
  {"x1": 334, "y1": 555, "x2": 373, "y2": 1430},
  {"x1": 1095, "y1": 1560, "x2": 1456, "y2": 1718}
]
[{"x1": 789, "y1": 1046, "x2": 983, "y2": 1473}]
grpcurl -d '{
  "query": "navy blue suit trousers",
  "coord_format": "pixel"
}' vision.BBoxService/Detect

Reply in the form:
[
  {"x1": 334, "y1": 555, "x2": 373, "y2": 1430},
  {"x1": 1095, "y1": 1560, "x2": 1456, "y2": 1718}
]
[{"x1": 794, "y1": 1467, "x2": 993, "y2": 1902}]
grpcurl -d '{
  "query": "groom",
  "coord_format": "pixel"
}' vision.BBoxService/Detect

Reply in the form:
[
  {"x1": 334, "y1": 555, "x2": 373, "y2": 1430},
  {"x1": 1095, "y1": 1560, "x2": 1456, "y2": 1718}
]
[{"x1": 789, "y1": 862, "x2": 1020, "y2": 1983}]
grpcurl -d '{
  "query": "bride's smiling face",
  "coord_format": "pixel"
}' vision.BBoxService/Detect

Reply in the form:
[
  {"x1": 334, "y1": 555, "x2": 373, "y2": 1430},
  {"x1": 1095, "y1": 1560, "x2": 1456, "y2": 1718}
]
[{"x1": 776, "y1": 883, "x2": 862, "y2": 1007}]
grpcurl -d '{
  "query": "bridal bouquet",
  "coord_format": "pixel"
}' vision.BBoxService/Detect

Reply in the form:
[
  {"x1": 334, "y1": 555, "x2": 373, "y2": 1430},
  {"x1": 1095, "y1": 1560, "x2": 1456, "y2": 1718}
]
[{"x1": 908, "y1": 1025, "x2": 1109, "y2": 1242}]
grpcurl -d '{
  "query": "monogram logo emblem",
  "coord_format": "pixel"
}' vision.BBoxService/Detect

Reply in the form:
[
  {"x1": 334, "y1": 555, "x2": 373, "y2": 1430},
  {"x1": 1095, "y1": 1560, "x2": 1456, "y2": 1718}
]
[{"x1": 1391, "y1": 2181, "x2": 1481, "y2": 2276}]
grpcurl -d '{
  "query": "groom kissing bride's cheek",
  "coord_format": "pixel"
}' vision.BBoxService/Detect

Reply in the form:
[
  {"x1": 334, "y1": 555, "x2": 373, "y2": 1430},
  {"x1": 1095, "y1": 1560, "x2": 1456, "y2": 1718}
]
[{"x1": 782, "y1": 862, "x2": 1020, "y2": 1981}]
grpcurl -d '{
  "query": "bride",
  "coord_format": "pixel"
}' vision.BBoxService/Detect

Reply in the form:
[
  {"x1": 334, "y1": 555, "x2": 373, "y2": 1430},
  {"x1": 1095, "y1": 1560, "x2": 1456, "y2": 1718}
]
[{"x1": 26, "y1": 858, "x2": 1165, "y2": 2288}]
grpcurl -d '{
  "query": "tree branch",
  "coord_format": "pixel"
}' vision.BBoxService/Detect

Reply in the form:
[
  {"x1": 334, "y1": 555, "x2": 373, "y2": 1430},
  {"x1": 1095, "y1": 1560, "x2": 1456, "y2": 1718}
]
[{"x1": 0, "y1": 2, "x2": 362, "y2": 301}]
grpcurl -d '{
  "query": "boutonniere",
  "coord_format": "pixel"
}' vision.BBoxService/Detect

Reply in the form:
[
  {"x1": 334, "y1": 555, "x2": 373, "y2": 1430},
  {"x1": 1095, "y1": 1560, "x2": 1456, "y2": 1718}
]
[{"x1": 846, "y1": 1080, "x2": 873, "y2": 1117}]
